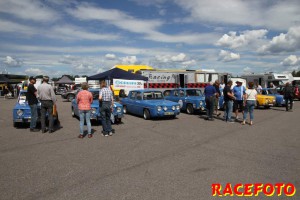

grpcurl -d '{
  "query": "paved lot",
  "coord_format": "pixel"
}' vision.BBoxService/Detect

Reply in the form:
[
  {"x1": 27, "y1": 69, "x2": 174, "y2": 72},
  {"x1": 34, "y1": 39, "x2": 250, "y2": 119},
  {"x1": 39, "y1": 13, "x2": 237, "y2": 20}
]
[{"x1": 0, "y1": 96, "x2": 299, "y2": 200}]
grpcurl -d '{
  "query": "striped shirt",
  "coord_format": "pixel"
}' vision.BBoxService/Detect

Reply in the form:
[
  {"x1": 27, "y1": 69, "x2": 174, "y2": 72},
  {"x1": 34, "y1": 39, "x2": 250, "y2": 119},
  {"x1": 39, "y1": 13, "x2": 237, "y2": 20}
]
[
  {"x1": 76, "y1": 90, "x2": 93, "y2": 110},
  {"x1": 99, "y1": 87, "x2": 113, "y2": 102}
]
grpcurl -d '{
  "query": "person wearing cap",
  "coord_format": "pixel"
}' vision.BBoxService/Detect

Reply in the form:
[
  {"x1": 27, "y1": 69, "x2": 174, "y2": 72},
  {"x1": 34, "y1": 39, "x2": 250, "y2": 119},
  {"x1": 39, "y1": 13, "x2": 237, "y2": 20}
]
[
  {"x1": 233, "y1": 80, "x2": 246, "y2": 121},
  {"x1": 223, "y1": 80, "x2": 236, "y2": 123},
  {"x1": 37, "y1": 76, "x2": 56, "y2": 133},
  {"x1": 27, "y1": 77, "x2": 39, "y2": 132}
]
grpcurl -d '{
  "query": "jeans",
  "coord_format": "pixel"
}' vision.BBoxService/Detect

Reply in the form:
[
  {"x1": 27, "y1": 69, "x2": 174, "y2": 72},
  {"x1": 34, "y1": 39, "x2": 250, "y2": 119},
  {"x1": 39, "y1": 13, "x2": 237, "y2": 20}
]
[
  {"x1": 40, "y1": 100, "x2": 53, "y2": 131},
  {"x1": 101, "y1": 102, "x2": 112, "y2": 133},
  {"x1": 243, "y1": 100, "x2": 255, "y2": 121},
  {"x1": 29, "y1": 104, "x2": 38, "y2": 129},
  {"x1": 79, "y1": 110, "x2": 91, "y2": 135},
  {"x1": 205, "y1": 96, "x2": 215, "y2": 119},
  {"x1": 285, "y1": 97, "x2": 293, "y2": 111},
  {"x1": 224, "y1": 100, "x2": 233, "y2": 121}
]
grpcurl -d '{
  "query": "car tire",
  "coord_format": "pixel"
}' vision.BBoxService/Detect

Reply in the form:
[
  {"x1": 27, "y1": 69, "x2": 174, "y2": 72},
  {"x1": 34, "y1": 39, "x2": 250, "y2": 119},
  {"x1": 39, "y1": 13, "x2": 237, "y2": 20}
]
[
  {"x1": 71, "y1": 107, "x2": 75, "y2": 117},
  {"x1": 143, "y1": 109, "x2": 150, "y2": 120},
  {"x1": 256, "y1": 101, "x2": 260, "y2": 108},
  {"x1": 123, "y1": 105, "x2": 127, "y2": 114},
  {"x1": 186, "y1": 104, "x2": 194, "y2": 114},
  {"x1": 115, "y1": 117, "x2": 122, "y2": 124},
  {"x1": 67, "y1": 94, "x2": 75, "y2": 102},
  {"x1": 13, "y1": 122, "x2": 19, "y2": 128}
]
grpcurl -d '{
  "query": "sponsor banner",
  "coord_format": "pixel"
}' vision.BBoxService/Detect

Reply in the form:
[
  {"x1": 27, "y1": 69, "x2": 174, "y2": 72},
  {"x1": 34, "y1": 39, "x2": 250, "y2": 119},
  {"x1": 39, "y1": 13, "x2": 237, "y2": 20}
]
[
  {"x1": 141, "y1": 71, "x2": 177, "y2": 83},
  {"x1": 113, "y1": 79, "x2": 144, "y2": 90}
]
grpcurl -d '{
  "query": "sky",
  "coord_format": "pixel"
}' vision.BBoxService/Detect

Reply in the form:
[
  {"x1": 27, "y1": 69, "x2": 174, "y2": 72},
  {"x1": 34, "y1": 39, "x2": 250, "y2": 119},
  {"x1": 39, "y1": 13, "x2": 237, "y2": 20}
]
[{"x1": 0, "y1": 0, "x2": 300, "y2": 77}]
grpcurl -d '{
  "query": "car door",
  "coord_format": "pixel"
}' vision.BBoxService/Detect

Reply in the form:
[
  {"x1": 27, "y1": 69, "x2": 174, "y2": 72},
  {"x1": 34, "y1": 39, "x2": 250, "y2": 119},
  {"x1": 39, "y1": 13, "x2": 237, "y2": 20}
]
[
  {"x1": 135, "y1": 92, "x2": 143, "y2": 116},
  {"x1": 127, "y1": 91, "x2": 137, "y2": 114}
]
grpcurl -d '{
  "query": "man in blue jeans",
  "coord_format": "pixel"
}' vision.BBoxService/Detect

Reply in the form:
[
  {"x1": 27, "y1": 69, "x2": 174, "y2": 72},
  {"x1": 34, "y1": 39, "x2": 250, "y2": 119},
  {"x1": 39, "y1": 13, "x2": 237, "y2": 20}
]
[
  {"x1": 204, "y1": 81, "x2": 217, "y2": 121},
  {"x1": 27, "y1": 77, "x2": 39, "y2": 132},
  {"x1": 223, "y1": 80, "x2": 236, "y2": 123},
  {"x1": 99, "y1": 80, "x2": 115, "y2": 136}
]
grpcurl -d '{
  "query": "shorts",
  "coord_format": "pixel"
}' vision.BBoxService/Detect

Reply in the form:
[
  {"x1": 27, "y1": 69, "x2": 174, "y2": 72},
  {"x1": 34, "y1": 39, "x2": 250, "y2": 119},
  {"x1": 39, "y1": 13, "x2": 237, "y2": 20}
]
[{"x1": 233, "y1": 100, "x2": 244, "y2": 112}]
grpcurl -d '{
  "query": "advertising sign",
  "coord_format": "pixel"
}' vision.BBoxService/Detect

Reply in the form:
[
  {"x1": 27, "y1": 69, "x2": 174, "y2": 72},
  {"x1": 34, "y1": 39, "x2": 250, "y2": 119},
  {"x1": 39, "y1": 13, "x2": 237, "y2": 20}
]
[
  {"x1": 141, "y1": 71, "x2": 177, "y2": 83},
  {"x1": 113, "y1": 79, "x2": 144, "y2": 90}
]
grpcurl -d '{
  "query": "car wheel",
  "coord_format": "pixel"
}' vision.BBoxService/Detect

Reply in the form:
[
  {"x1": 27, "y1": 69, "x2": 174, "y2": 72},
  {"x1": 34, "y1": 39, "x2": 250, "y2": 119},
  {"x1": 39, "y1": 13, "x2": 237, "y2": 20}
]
[
  {"x1": 256, "y1": 101, "x2": 260, "y2": 108},
  {"x1": 143, "y1": 109, "x2": 150, "y2": 120},
  {"x1": 71, "y1": 107, "x2": 75, "y2": 117},
  {"x1": 115, "y1": 117, "x2": 122, "y2": 124},
  {"x1": 123, "y1": 105, "x2": 127, "y2": 114},
  {"x1": 67, "y1": 94, "x2": 75, "y2": 102},
  {"x1": 264, "y1": 106, "x2": 270, "y2": 109},
  {"x1": 186, "y1": 104, "x2": 194, "y2": 114},
  {"x1": 13, "y1": 122, "x2": 19, "y2": 128}
]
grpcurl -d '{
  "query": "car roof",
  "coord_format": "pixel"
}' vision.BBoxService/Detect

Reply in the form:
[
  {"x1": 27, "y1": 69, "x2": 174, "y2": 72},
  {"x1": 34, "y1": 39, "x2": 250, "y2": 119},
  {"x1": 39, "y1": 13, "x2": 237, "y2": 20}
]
[{"x1": 129, "y1": 89, "x2": 162, "y2": 93}]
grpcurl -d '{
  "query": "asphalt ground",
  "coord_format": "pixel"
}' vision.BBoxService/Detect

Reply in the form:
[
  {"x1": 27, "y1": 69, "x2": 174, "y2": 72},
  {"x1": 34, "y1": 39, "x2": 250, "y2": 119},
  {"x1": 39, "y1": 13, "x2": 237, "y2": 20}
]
[{"x1": 0, "y1": 96, "x2": 299, "y2": 200}]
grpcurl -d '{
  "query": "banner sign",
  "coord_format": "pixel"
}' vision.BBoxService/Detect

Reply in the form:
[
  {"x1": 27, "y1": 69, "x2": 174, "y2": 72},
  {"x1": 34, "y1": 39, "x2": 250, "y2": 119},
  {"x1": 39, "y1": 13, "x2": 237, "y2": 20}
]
[{"x1": 113, "y1": 79, "x2": 144, "y2": 90}]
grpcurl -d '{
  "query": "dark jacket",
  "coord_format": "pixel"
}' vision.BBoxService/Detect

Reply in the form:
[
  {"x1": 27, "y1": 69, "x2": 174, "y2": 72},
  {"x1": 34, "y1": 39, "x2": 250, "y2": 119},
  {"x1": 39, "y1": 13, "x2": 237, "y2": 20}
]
[{"x1": 283, "y1": 85, "x2": 294, "y2": 98}]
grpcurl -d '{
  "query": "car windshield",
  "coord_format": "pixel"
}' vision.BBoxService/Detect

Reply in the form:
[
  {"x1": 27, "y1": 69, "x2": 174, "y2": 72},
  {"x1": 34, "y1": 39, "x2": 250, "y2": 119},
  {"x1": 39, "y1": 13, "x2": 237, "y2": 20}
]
[
  {"x1": 143, "y1": 91, "x2": 164, "y2": 100},
  {"x1": 186, "y1": 89, "x2": 203, "y2": 96},
  {"x1": 18, "y1": 92, "x2": 27, "y2": 103},
  {"x1": 268, "y1": 89, "x2": 278, "y2": 94}
]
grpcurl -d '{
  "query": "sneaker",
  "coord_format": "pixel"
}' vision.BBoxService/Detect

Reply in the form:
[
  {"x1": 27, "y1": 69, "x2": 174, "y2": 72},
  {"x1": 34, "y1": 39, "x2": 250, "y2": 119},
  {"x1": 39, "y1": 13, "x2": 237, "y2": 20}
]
[
  {"x1": 104, "y1": 134, "x2": 109, "y2": 137},
  {"x1": 227, "y1": 120, "x2": 234, "y2": 123},
  {"x1": 109, "y1": 132, "x2": 113, "y2": 136}
]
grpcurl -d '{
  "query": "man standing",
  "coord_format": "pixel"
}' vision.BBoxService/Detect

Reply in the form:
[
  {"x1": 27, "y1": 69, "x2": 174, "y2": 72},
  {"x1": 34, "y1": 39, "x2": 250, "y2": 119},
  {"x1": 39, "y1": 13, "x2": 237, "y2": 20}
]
[
  {"x1": 269, "y1": 82, "x2": 276, "y2": 89},
  {"x1": 204, "y1": 81, "x2": 217, "y2": 121},
  {"x1": 27, "y1": 77, "x2": 39, "y2": 132},
  {"x1": 223, "y1": 80, "x2": 236, "y2": 123},
  {"x1": 37, "y1": 76, "x2": 56, "y2": 133},
  {"x1": 233, "y1": 81, "x2": 246, "y2": 120},
  {"x1": 99, "y1": 80, "x2": 115, "y2": 136},
  {"x1": 283, "y1": 82, "x2": 294, "y2": 112},
  {"x1": 213, "y1": 80, "x2": 221, "y2": 116}
]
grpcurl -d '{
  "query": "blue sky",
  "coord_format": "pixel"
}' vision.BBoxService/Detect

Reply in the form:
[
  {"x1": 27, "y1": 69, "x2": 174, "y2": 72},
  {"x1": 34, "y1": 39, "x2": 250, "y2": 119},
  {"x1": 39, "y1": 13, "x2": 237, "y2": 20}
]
[{"x1": 0, "y1": 0, "x2": 300, "y2": 77}]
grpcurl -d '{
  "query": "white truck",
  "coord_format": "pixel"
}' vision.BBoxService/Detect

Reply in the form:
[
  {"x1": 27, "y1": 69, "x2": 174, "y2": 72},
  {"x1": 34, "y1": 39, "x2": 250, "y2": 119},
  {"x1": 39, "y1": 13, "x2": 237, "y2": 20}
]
[{"x1": 241, "y1": 73, "x2": 292, "y2": 88}]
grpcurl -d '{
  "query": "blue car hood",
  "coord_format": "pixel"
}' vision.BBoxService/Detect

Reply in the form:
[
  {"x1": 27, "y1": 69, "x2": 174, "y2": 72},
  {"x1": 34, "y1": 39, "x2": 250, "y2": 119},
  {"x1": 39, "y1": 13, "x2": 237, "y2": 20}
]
[
  {"x1": 143, "y1": 100, "x2": 179, "y2": 106},
  {"x1": 185, "y1": 96, "x2": 205, "y2": 101},
  {"x1": 90, "y1": 100, "x2": 122, "y2": 107}
]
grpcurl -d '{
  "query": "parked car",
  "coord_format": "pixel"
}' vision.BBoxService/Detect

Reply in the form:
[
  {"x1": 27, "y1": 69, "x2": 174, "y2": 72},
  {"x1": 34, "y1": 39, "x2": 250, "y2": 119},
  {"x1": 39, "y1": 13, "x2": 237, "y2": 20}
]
[
  {"x1": 261, "y1": 88, "x2": 285, "y2": 106},
  {"x1": 55, "y1": 86, "x2": 67, "y2": 95},
  {"x1": 13, "y1": 90, "x2": 58, "y2": 127},
  {"x1": 256, "y1": 94, "x2": 276, "y2": 108},
  {"x1": 61, "y1": 89, "x2": 79, "y2": 102},
  {"x1": 164, "y1": 88, "x2": 206, "y2": 114},
  {"x1": 120, "y1": 90, "x2": 180, "y2": 120},
  {"x1": 71, "y1": 89, "x2": 123, "y2": 123}
]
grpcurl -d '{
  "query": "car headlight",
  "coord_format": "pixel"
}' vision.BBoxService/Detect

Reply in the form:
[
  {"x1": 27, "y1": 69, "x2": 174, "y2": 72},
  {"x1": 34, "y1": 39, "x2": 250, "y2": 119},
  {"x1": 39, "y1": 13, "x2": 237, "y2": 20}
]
[
  {"x1": 157, "y1": 106, "x2": 162, "y2": 112},
  {"x1": 176, "y1": 105, "x2": 180, "y2": 110},
  {"x1": 91, "y1": 108, "x2": 97, "y2": 114},
  {"x1": 17, "y1": 109, "x2": 23, "y2": 116},
  {"x1": 163, "y1": 106, "x2": 167, "y2": 111},
  {"x1": 117, "y1": 107, "x2": 121, "y2": 113},
  {"x1": 172, "y1": 106, "x2": 175, "y2": 111},
  {"x1": 200, "y1": 101, "x2": 203, "y2": 106}
]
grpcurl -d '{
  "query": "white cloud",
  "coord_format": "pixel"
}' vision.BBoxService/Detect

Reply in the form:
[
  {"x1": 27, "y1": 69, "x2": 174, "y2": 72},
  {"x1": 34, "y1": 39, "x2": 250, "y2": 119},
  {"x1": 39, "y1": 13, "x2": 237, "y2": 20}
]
[
  {"x1": 58, "y1": 55, "x2": 78, "y2": 64},
  {"x1": 182, "y1": 59, "x2": 197, "y2": 66},
  {"x1": 25, "y1": 68, "x2": 45, "y2": 75},
  {"x1": 105, "y1": 54, "x2": 117, "y2": 60},
  {"x1": 216, "y1": 29, "x2": 268, "y2": 49},
  {"x1": 171, "y1": 53, "x2": 186, "y2": 62},
  {"x1": 258, "y1": 26, "x2": 300, "y2": 54},
  {"x1": 3, "y1": 56, "x2": 23, "y2": 67},
  {"x1": 74, "y1": 64, "x2": 95, "y2": 73},
  {"x1": 0, "y1": 0, "x2": 59, "y2": 22},
  {"x1": 0, "y1": 19, "x2": 37, "y2": 36},
  {"x1": 281, "y1": 55, "x2": 300, "y2": 66},
  {"x1": 174, "y1": 0, "x2": 300, "y2": 30},
  {"x1": 218, "y1": 50, "x2": 240, "y2": 62},
  {"x1": 121, "y1": 56, "x2": 138, "y2": 64}
]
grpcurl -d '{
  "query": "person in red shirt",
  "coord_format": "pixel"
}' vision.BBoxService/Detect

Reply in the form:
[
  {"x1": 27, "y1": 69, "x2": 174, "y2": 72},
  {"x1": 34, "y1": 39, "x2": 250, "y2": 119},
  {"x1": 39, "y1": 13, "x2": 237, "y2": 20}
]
[{"x1": 76, "y1": 82, "x2": 93, "y2": 138}]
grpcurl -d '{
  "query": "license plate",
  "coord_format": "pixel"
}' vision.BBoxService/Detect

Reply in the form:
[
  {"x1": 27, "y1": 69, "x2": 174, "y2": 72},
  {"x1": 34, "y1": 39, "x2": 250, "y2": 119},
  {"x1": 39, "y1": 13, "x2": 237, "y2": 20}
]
[{"x1": 164, "y1": 112, "x2": 174, "y2": 115}]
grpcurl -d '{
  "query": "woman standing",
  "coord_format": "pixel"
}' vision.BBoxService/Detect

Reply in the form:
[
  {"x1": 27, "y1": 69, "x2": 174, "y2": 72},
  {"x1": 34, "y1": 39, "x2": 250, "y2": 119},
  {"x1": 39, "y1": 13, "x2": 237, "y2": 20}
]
[
  {"x1": 242, "y1": 82, "x2": 257, "y2": 125},
  {"x1": 76, "y1": 82, "x2": 93, "y2": 138}
]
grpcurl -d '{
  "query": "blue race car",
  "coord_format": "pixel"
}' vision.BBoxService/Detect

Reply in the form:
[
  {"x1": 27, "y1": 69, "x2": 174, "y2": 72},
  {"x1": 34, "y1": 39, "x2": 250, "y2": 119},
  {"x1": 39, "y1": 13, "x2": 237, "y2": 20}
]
[
  {"x1": 261, "y1": 88, "x2": 286, "y2": 106},
  {"x1": 164, "y1": 88, "x2": 206, "y2": 114},
  {"x1": 71, "y1": 89, "x2": 123, "y2": 123},
  {"x1": 120, "y1": 90, "x2": 180, "y2": 120},
  {"x1": 13, "y1": 90, "x2": 58, "y2": 127}
]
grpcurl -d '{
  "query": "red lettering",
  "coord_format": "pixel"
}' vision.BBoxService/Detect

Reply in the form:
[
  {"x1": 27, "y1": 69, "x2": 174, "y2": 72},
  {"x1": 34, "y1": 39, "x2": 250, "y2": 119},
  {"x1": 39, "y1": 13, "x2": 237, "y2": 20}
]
[
  {"x1": 284, "y1": 183, "x2": 296, "y2": 196},
  {"x1": 212, "y1": 183, "x2": 222, "y2": 196},
  {"x1": 263, "y1": 183, "x2": 275, "y2": 196},
  {"x1": 223, "y1": 183, "x2": 233, "y2": 196},
  {"x1": 244, "y1": 184, "x2": 253, "y2": 196},
  {"x1": 233, "y1": 183, "x2": 243, "y2": 196},
  {"x1": 275, "y1": 183, "x2": 284, "y2": 196},
  {"x1": 253, "y1": 183, "x2": 263, "y2": 196}
]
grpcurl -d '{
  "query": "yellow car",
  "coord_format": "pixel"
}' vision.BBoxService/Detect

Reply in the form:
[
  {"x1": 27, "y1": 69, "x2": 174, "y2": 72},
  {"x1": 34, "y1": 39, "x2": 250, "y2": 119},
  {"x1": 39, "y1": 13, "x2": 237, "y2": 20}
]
[{"x1": 256, "y1": 94, "x2": 276, "y2": 108}]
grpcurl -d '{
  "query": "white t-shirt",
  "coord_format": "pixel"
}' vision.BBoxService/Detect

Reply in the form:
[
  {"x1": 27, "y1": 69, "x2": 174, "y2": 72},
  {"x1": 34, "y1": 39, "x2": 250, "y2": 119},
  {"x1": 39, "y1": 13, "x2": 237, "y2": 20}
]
[{"x1": 245, "y1": 89, "x2": 257, "y2": 100}]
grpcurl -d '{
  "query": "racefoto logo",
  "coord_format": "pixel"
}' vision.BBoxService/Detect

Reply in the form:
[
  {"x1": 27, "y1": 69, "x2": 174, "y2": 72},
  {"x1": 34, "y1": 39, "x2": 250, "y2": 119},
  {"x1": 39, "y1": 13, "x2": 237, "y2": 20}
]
[{"x1": 212, "y1": 183, "x2": 296, "y2": 197}]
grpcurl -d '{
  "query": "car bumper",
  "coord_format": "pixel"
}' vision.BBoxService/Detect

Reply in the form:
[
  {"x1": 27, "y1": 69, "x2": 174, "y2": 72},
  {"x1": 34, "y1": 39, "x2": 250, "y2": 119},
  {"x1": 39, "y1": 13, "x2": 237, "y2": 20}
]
[{"x1": 154, "y1": 111, "x2": 180, "y2": 117}]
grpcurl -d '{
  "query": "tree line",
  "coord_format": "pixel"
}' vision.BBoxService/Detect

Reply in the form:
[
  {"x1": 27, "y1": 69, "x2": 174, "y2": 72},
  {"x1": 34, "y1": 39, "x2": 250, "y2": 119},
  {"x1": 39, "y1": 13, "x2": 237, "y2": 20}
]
[
  {"x1": 34, "y1": 75, "x2": 88, "y2": 81},
  {"x1": 292, "y1": 70, "x2": 300, "y2": 77}
]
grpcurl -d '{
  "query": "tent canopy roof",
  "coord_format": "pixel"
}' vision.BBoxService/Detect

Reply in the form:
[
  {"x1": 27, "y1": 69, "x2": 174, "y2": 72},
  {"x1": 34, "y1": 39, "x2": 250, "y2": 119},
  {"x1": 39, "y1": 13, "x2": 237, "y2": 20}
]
[
  {"x1": 0, "y1": 75, "x2": 11, "y2": 83},
  {"x1": 56, "y1": 75, "x2": 74, "y2": 84},
  {"x1": 88, "y1": 68, "x2": 148, "y2": 81}
]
